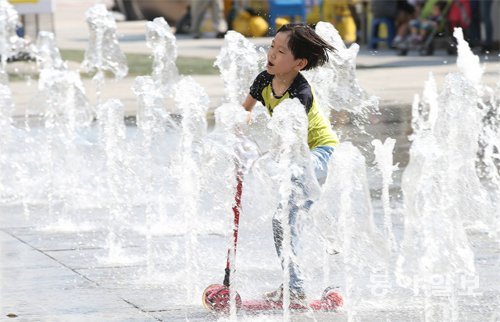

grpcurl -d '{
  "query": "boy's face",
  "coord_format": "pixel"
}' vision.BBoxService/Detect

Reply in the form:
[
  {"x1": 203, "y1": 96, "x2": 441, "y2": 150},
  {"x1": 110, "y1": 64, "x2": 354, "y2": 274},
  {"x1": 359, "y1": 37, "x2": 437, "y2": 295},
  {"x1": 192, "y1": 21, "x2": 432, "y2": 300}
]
[{"x1": 266, "y1": 31, "x2": 306, "y2": 76}]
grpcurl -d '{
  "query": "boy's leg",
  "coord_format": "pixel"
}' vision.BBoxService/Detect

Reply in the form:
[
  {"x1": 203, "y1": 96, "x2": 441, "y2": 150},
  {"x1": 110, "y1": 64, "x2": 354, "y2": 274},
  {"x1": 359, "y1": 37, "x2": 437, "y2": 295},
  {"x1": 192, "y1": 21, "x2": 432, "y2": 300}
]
[
  {"x1": 272, "y1": 179, "x2": 306, "y2": 298},
  {"x1": 270, "y1": 146, "x2": 334, "y2": 298},
  {"x1": 311, "y1": 146, "x2": 334, "y2": 185}
]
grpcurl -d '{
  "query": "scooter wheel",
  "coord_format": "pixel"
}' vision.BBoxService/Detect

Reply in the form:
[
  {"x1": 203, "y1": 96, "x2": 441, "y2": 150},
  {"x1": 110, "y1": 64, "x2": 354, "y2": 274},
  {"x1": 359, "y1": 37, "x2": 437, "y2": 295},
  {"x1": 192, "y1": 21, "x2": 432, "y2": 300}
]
[
  {"x1": 322, "y1": 286, "x2": 343, "y2": 310},
  {"x1": 202, "y1": 284, "x2": 242, "y2": 312},
  {"x1": 202, "y1": 284, "x2": 228, "y2": 312}
]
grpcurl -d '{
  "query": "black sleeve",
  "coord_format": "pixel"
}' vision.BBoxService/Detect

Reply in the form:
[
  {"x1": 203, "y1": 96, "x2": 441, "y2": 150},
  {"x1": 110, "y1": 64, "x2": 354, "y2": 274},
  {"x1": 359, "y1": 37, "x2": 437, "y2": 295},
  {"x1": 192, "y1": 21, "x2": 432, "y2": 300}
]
[
  {"x1": 249, "y1": 71, "x2": 271, "y2": 105},
  {"x1": 289, "y1": 77, "x2": 314, "y2": 113}
]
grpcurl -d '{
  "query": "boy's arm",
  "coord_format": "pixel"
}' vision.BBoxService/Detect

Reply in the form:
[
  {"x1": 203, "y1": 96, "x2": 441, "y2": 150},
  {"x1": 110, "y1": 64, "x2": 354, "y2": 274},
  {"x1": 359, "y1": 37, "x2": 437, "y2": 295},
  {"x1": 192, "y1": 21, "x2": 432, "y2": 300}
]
[{"x1": 242, "y1": 94, "x2": 257, "y2": 112}]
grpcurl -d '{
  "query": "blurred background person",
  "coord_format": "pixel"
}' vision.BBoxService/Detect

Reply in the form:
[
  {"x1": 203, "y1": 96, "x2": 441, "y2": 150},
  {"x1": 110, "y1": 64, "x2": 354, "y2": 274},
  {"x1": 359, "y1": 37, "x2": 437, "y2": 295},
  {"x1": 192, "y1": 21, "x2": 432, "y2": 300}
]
[
  {"x1": 371, "y1": 0, "x2": 417, "y2": 47},
  {"x1": 468, "y1": 0, "x2": 494, "y2": 52},
  {"x1": 322, "y1": 0, "x2": 359, "y2": 44},
  {"x1": 190, "y1": 0, "x2": 228, "y2": 39},
  {"x1": 479, "y1": 0, "x2": 493, "y2": 52},
  {"x1": 407, "y1": 0, "x2": 446, "y2": 45},
  {"x1": 394, "y1": 0, "x2": 418, "y2": 45},
  {"x1": 446, "y1": 0, "x2": 471, "y2": 31},
  {"x1": 468, "y1": 0, "x2": 481, "y2": 48}
]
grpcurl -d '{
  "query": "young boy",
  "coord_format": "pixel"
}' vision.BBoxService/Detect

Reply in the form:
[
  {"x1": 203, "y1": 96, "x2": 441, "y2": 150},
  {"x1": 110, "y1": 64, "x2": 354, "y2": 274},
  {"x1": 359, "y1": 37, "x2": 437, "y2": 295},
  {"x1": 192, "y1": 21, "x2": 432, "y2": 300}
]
[{"x1": 241, "y1": 23, "x2": 339, "y2": 304}]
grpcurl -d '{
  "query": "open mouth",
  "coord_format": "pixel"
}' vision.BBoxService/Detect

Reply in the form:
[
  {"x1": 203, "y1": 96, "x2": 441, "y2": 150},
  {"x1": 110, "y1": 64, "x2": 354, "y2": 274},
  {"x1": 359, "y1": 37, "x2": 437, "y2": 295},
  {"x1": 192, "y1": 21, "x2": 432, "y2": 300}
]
[{"x1": 267, "y1": 61, "x2": 274, "y2": 67}]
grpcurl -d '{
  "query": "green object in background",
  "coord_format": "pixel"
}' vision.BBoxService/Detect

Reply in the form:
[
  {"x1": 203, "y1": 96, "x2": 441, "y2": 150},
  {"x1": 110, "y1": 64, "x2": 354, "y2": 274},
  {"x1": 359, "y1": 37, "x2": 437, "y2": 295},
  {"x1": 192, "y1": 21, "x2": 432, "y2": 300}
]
[
  {"x1": 419, "y1": 0, "x2": 453, "y2": 32},
  {"x1": 59, "y1": 49, "x2": 218, "y2": 76},
  {"x1": 176, "y1": 56, "x2": 218, "y2": 75}
]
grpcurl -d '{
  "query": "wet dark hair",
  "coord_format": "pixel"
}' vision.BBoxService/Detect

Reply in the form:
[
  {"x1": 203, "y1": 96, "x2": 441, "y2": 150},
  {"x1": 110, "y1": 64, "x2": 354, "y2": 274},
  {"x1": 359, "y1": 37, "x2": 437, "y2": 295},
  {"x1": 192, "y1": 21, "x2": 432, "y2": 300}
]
[{"x1": 277, "y1": 23, "x2": 335, "y2": 71}]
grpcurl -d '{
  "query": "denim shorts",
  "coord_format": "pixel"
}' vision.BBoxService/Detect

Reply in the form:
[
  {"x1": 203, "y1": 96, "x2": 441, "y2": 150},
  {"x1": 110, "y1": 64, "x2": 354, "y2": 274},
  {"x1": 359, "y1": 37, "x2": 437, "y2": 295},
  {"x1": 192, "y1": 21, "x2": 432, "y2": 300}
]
[{"x1": 311, "y1": 145, "x2": 334, "y2": 185}]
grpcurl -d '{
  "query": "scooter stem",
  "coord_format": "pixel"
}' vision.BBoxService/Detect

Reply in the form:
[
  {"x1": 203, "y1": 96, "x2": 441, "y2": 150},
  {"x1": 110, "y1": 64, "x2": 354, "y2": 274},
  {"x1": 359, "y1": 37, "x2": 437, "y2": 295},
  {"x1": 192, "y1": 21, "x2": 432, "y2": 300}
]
[{"x1": 223, "y1": 171, "x2": 243, "y2": 287}]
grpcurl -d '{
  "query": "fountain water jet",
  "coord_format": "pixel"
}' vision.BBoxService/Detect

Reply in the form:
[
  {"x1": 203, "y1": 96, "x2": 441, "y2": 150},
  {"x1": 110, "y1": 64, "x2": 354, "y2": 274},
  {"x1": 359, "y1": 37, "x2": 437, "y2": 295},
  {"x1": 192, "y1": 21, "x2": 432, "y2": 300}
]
[
  {"x1": 306, "y1": 22, "x2": 379, "y2": 122},
  {"x1": 396, "y1": 28, "x2": 496, "y2": 321},
  {"x1": 82, "y1": 3, "x2": 127, "y2": 122},
  {"x1": 173, "y1": 76, "x2": 209, "y2": 303},
  {"x1": 33, "y1": 30, "x2": 93, "y2": 226},
  {"x1": 214, "y1": 30, "x2": 262, "y2": 104},
  {"x1": 146, "y1": 17, "x2": 179, "y2": 94},
  {"x1": 372, "y1": 137, "x2": 398, "y2": 251},
  {"x1": 0, "y1": 0, "x2": 25, "y2": 84}
]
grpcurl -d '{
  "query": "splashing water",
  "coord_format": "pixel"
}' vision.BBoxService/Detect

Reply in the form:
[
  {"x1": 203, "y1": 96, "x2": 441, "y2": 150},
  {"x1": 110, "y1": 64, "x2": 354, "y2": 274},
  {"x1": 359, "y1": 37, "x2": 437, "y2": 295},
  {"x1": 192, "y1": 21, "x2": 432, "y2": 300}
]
[
  {"x1": 81, "y1": 4, "x2": 128, "y2": 80},
  {"x1": 81, "y1": 3, "x2": 127, "y2": 122},
  {"x1": 34, "y1": 31, "x2": 66, "y2": 71},
  {"x1": 306, "y1": 22, "x2": 379, "y2": 120},
  {"x1": 146, "y1": 17, "x2": 179, "y2": 93},
  {"x1": 310, "y1": 142, "x2": 389, "y2": 319},
  {"x1": 214, "y1": 30, "x2": 262, "y2": 104},
  {"x1": 100, "y1": 98, "x2": 130, "y2": 262},
  {"x1": 0, "y1": 82, "x2": 15, "y2": 201},
  {"x1": 133, "y1": 75, "x2": 172, "y2": 131},
  {"x1": 396, "y1": 28, "x2": 496, "y2": 321},
  {"x1": 36, "y1": 32, "x2": 93, "y2": 136},
  {"x1": 455, "y1": 28, "x2": 483, "y2": 86},
  {"x1": 0, "y1": 0, "x2": 25, "y2": 82},
  {"x1": 0, "y1": 6, "x2": 499, "y2": 320},
  {"x1": 306, "y1": 21, "x2": 380, "y2": 161},
  {"x1": 0, "y1": 82, "x2": 14, "y2": 126},
  {"x1": 372, "y1": 137, "x2": 398, "y2": 251}
]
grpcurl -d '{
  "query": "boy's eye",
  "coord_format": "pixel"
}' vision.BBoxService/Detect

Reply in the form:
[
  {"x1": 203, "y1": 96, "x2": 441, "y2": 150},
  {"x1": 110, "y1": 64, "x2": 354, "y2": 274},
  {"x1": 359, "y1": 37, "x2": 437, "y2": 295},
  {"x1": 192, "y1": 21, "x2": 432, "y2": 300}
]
[{"x1": 279, "y1": 50, "x2": 284, "y2": 54}]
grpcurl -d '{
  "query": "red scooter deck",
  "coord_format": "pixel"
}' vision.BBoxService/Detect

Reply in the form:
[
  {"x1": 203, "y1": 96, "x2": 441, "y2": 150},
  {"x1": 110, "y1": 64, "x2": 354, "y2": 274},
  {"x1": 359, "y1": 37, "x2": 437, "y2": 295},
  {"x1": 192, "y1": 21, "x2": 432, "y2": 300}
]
[
  {"x1": 203, "y1": 284, "x2": 342, "y2": 313},
  {"x1": 241, "y1": 298, "x2": 339, "y2": 311}
]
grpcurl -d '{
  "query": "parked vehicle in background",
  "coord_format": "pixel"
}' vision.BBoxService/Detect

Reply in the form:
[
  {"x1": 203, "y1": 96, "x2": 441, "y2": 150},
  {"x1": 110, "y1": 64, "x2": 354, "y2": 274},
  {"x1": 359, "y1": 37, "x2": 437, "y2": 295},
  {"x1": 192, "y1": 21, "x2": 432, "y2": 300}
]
[{"x1": 113, "y1": 0, "x2": 189, "y2": 24}]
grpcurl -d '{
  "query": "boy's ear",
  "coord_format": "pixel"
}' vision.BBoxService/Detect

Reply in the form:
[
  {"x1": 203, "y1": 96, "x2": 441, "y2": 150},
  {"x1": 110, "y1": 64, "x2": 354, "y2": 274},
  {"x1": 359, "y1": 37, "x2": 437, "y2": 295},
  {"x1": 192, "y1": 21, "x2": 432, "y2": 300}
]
[{"x1": 295, "y1": 58, "x2": 308, "y2": 71}]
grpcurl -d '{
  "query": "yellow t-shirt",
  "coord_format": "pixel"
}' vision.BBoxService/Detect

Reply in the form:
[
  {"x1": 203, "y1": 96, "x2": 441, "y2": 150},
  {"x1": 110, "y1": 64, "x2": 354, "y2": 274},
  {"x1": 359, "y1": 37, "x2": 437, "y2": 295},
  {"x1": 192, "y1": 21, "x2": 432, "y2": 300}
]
[{"x1": 249, "y1": 71, "x2": 339, "y2": 150}]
